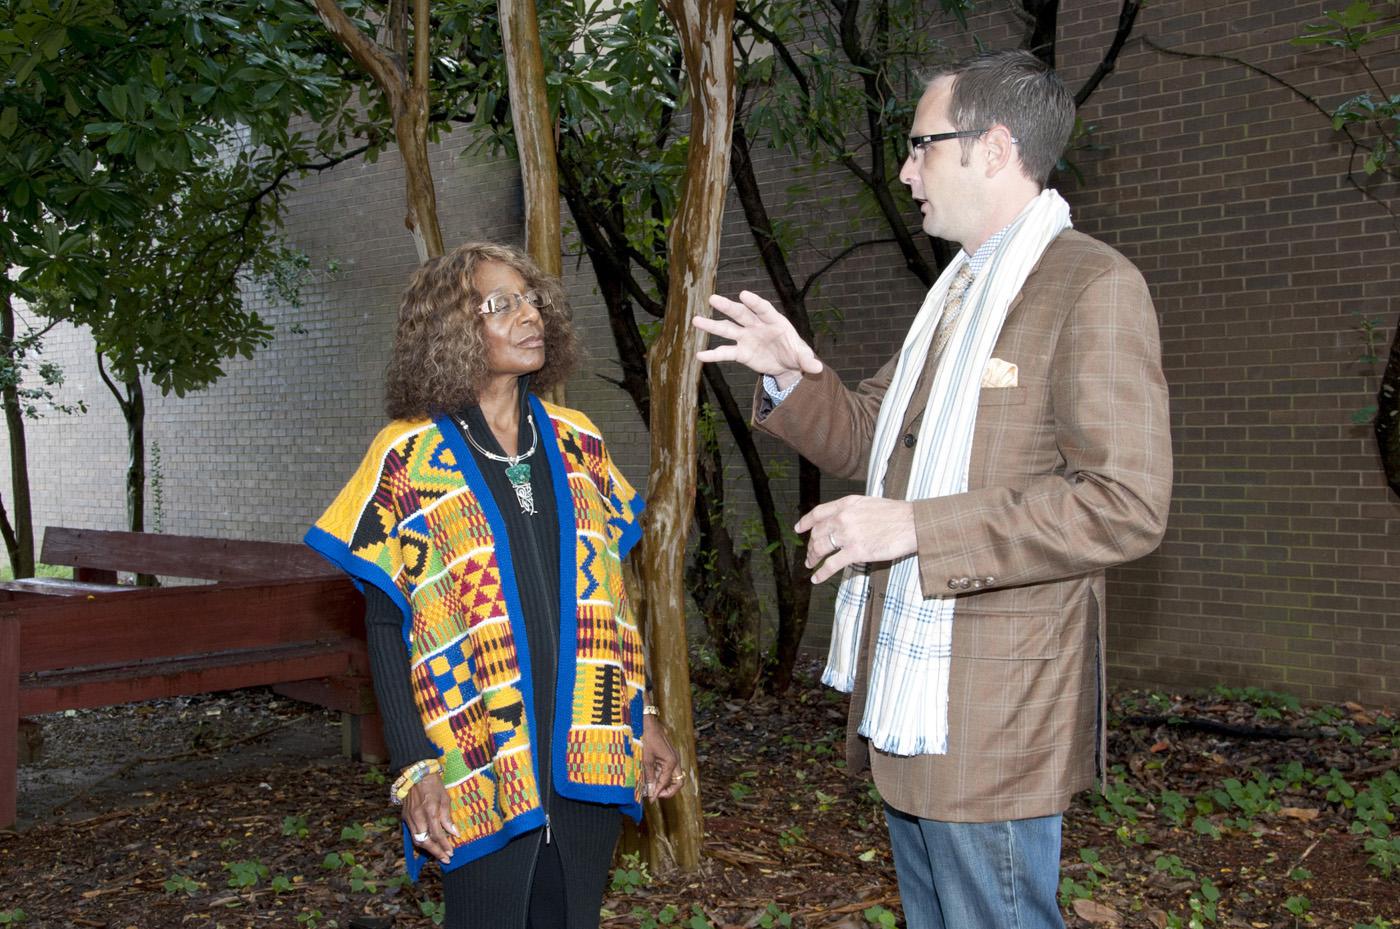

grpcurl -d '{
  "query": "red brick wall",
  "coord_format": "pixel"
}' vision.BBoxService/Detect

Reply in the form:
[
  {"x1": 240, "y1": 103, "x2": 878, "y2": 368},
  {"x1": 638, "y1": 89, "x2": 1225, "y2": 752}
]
[{"x1": 950, "y1": 0, "x2": 1400, "y2": 705}]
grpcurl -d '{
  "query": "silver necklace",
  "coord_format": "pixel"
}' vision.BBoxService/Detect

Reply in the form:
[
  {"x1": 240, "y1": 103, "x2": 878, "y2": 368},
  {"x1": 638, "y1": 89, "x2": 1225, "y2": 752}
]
[{"x1": 459, "y1": 413, "x2": 539, "y2": 516}]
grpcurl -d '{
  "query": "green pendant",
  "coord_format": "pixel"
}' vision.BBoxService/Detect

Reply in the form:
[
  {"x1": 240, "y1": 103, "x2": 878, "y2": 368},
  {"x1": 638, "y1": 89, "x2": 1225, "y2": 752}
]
[{"x1": 504, "y1": 462, "x2": 536, "y2": 515}]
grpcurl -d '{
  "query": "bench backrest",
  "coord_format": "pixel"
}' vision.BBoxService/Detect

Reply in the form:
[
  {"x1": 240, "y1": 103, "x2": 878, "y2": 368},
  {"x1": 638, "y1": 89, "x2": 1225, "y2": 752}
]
[
  {"x1": 40, "y1": 527, "x2": 336, "y2": 583},
  {"x1": 5, "y1": 576, "x2": 363, "y2": 677}
]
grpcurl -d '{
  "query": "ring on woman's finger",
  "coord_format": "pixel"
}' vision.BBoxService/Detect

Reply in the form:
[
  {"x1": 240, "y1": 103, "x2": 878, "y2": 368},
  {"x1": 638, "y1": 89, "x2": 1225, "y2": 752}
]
[
  {"x1": 671, "y1": 771, "x2": 686, "y2": 784},
  {"x1": 412, "y1": 831, "x2": 430, "y2": 842}
]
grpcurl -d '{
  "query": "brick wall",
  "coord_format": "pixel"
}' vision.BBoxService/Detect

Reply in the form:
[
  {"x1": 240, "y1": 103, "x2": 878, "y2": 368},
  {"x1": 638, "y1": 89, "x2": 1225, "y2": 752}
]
[
  {"x1": 1032, "y1": 0, "x2": 1400, "y2": 704},
  {"x1": 5, "y1": 0, "x2": 1398, "y2": 705}
]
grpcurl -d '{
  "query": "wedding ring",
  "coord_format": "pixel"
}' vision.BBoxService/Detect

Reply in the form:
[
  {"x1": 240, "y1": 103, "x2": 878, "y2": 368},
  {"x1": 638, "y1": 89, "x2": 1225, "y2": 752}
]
[
  {"x1": 412, "y1": 831, "x2": 430, "y2": 842},
  {"x1": 828, "y1": 530, "x2": 840, "y2": 551},
  {"x1": 671, "y1": 771, "x2": 686, "y2": 783}
]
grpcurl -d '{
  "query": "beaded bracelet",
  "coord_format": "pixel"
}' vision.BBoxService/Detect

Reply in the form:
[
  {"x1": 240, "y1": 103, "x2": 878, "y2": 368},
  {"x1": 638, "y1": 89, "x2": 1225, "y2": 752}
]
[{"x1": 390, "y1": 758, "x2": 443, "y2": 805}]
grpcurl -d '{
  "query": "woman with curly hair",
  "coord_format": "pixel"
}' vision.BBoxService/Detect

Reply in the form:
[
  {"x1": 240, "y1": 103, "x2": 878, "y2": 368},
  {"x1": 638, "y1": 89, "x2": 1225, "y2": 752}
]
[{"x1": 307, "y1": 242, "x2": 681, "y2": 929}]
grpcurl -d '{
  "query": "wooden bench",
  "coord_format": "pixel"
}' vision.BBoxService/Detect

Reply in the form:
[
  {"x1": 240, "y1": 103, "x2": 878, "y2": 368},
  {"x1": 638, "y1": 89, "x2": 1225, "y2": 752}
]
[{"x1": 0, "y1": 528, "x2": 377, "y2": 828}]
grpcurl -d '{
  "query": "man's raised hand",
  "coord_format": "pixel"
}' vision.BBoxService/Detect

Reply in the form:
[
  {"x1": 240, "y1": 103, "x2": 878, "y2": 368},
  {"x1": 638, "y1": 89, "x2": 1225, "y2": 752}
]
[{"x1": 696, "y1": 291, "x2": 823, "y2": 388}]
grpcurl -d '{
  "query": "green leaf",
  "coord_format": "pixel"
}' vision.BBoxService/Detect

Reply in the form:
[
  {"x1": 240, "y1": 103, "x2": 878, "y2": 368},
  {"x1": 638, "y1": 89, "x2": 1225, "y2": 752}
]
[{"x1": 0, "y1": 107, "x2": 16, "y2": 140}]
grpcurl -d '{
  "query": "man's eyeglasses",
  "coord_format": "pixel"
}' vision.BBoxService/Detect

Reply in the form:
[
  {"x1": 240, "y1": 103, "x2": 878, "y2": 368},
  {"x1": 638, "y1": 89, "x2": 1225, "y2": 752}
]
[
  {"x1": 479, "y1": 289, "x2": 551, "y2": 316},
  {"x1": 907, "y1": 129, "x2": 1017, "y2": 157}
]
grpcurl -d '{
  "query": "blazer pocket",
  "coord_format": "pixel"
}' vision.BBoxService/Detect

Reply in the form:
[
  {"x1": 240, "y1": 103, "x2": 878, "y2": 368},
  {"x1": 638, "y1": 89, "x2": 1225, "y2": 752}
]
[
  {"x1": 977, "y1": 386, "x2": 1028, "y2": 407},
  {"x1": 951, "y1": 608, "x2": 1060, "y2": 659}
]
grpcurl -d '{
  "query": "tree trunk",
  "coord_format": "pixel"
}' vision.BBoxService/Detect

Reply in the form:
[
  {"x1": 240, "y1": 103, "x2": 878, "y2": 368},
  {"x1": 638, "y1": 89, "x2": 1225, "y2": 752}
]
[
  {"x1": 0, "y1": 292, "x2": 35, "y2": 578},
  {"x1": 500, "y1": 0, "x2": 565, "y2": 405},
  {"x1": 97, "y1": 355, "x2": 156, "y2": 587},
  {"x1": 312, "y1": 0, "x2": 444, "y2": 261},
  {"x1": 1377, "y1": 317, "x2": 1400, "y2": 498},
  {"x1": 500, "y1": 0, "x2": 561, "y2": 277},
  {"x1": 122, "y1": 379, "x2": 145, "y2": 536},
  {"x1": 1021, "y1": 0, "x2": 1059, "y2": 65},
  {"x1": 638, "y1": 0, "x2": 736, "y2": 874}
]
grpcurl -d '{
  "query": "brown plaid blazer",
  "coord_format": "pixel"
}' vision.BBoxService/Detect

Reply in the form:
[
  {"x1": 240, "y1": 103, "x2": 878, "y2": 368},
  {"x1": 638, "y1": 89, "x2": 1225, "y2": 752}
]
[{"x1": 755, "y1": 230, "x2": 1173, "y2": 822}]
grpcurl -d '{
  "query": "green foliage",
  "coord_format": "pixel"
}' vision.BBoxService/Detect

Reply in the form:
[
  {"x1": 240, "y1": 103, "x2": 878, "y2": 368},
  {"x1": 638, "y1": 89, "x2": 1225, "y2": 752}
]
[
  {"x1": 295, "y1": 911, "x2": 337, "y2": 929},
  {"x1": 0, "y1": 910, "x2": 25, "y2": 925},
  {"x1": 270, "y1": 874, "x2": 295, "y2": 894},
  {"x1": 610, "y1": 851, "x2": 652, "y2": 894},
  {"x1": 862, "y1": 904, "x2": 899, "y2": 928},
  {"x1": 756, "y1": 903, "x2": 793, "y2": 928},
  {"x1": 1157, "y1": 789, "x2": 1191, "y2": 827},
  {"x1": 1058, "y1": 847, "x2": 1112, "y2": 904},
  {"x1": 1093, "y1": 767, "x2": 1147, "y2": 825},
  {"x1": 631, "y1": 904, "x2": 681, "y2": 929},
  {"x1": 162, "y1": 873, "x2": 200, "y2": 895},
  {"x1": 419, "y1": 898, "x2": 446, "y2": 926},
  {"x1": 223, "y1": 859, "x2": 269, "y2": 889},
  {"x1": 1213, "y1": 685, "x2": 1300, "y2": 720},
  {"x1": 281, "y1": 814, "x2": 309, "y2": 838},
  {"x1": 1291, "y1": 1, "x2": 1400, "y2": 175},
  {"x1": 1154, "y1": 854, "x2": 1197, "y2": 881}
]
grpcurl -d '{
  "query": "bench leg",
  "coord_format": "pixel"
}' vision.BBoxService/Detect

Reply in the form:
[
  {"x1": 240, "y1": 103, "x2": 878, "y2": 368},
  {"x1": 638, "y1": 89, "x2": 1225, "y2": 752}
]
[
  {"x1": 1, "y1": 620, "x2": 18, "y2": 829},
  {"x1": 342, "y1": 711, "x2": 387, "y2": 766}
]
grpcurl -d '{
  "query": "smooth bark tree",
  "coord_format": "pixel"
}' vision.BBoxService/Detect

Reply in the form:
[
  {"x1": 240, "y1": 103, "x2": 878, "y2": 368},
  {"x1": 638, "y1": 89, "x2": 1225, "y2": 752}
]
[
  {"x1": 500, "y1": 0, "x2": 562, "y2": 279},
  {"x1": 313, "y1": 0, "x2": 445, "y2": 261},
  {"x1": 636, "y1": 0, "x2": 737, "y2": 872}
]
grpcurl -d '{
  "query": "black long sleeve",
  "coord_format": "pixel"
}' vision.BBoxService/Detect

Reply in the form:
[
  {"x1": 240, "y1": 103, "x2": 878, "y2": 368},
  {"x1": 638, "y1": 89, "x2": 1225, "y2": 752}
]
[{"x1": 364, "y1": 583, "x2": 438, "y2": 770}]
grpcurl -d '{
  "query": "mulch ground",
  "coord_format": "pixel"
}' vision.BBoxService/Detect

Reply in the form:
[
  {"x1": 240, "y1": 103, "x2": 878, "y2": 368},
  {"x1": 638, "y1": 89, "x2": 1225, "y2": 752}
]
[{"x1": 1, "y1": 666, "x2": 1396, "y2": 928}]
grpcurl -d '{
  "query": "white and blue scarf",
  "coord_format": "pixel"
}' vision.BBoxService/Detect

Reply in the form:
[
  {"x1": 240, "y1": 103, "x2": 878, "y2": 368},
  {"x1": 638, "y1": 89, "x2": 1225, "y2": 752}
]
[{"x1": 823, "y1": 189, "x2": 1073, "y2": 756}]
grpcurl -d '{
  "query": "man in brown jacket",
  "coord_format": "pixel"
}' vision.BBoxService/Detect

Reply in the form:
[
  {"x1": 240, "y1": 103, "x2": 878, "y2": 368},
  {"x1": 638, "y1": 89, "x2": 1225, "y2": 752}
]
[{"x1": 695, "y1": 51, "x2": 1172, "y2": 929}]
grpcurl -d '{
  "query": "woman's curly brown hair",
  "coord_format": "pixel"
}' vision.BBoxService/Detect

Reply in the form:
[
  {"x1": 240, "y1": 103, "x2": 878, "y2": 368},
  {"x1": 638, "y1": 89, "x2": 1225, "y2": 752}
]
[{"x1": 384, "y1": 241, "x2": 578, "y2": 420}]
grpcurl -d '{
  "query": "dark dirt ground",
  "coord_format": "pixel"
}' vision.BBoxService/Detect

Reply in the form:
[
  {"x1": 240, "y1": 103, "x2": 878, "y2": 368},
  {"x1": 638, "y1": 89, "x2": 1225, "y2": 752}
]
[{"x1": 1, "y1": 665, "x2": 1396, "y2": 929}]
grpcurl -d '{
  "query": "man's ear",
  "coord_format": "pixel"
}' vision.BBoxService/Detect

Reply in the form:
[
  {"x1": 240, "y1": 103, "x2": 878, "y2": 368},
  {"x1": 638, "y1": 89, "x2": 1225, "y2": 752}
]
[{"x1": 982, "y1": 125, "x2": 1018, "y2": 178}]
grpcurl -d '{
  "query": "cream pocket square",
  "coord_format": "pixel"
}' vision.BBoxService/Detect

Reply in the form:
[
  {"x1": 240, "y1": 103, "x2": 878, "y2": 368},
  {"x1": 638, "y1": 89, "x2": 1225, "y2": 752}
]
[{"x1": 981, "y1": 357, "x2": 1018, "y2": 389}]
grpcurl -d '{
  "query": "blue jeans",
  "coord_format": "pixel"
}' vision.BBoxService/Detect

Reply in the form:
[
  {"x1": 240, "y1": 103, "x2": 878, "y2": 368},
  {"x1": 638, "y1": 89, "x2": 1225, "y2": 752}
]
[{"x1": 884, "y1": 805, "x2": 1065, "y2": 929}]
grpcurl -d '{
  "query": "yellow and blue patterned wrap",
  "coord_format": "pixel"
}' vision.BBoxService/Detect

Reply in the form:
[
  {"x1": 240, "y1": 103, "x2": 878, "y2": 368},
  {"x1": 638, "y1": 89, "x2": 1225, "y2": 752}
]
[{"x1": 305, "y1": 396, "x2": 647, "y2": 873}]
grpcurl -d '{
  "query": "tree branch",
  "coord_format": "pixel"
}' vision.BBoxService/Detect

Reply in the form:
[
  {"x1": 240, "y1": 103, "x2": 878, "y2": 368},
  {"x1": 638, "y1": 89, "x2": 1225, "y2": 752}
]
[{"x1": 1074, "y1": 0, "x2": 1141, "y2": 105}]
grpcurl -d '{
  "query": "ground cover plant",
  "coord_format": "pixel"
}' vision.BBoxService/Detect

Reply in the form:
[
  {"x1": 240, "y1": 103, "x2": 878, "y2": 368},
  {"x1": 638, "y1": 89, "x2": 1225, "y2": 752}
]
[{"x1": 0, "y1": 665, "x2": 1395, "y2": 927}]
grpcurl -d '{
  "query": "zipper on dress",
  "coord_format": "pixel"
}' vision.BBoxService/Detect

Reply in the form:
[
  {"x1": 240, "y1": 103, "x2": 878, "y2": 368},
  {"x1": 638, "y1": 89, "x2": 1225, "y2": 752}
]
[{"x1": 545, "y1": 812, "x2": 552, "y2": 845}]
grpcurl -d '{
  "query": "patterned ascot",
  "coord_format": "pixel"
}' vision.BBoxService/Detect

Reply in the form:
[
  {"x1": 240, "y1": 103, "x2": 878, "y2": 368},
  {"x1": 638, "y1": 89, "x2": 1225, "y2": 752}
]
[{"x1": 306, "y1": 396, "x2": 647, "y2": 873}]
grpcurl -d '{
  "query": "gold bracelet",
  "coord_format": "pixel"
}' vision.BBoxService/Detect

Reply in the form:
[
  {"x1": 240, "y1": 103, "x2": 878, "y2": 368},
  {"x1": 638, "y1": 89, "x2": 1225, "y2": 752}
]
[{"x1": 390, "y1": 758, "x2": 442, "y2": 805}]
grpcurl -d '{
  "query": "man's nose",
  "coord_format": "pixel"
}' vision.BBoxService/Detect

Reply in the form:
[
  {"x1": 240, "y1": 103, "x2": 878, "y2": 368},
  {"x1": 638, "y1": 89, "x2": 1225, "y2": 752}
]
[{"x1": 898, "y1": 154, "x2": 917, "y2": 186}]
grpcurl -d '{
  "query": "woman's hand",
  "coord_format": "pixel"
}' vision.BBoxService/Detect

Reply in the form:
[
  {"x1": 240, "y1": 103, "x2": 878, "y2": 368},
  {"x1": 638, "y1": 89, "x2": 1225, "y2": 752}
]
[
  {"x1": 402, "y1": 772, "x2": 459, "y2": 864},
  {"x1": 642, "y1": 714, "x2": 684, "y2": 800}
]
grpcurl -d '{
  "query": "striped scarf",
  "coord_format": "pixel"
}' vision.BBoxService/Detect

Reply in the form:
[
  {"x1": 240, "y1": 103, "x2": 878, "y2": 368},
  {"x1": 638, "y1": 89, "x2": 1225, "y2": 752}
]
[{"x1": 823, "y1": 189, "x2": 1072, "y2": 756}]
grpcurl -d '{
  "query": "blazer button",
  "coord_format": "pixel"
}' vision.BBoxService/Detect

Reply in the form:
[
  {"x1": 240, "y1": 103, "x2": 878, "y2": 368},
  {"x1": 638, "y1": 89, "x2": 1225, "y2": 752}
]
[
  {"x1": 902, "y1": 433, "x2": 916, "y2": 448},
  {"x1": 958, "y1": 577, "x2": 972, "y2": 589},
  {"x1": 970, "y1": 578, "x2": 983, "y2": 589},
  {"x1": 984, "y1": 576, "x2": 996, "y2": 586},
  {"x1": 947, "y1": 579, "x2": 959, "y2": 590}
]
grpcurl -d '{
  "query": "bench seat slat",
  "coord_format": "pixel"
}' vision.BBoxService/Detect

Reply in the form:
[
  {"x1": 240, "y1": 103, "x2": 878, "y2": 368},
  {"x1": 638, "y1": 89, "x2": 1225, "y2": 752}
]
[
  {"x1": 0, "y1": 578, "x2": 133, "y2": 597},
  {"x1": 18, "y1": 642, "x2": 364, "y2": 716}
]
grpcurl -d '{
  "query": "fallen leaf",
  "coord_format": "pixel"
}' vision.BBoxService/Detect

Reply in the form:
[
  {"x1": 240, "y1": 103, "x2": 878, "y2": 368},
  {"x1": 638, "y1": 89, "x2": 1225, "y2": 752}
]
[
  {"x1": 1072, "y1": 898, "x2": 1122, "y2": 926},
  {"x1": 1144, "y1": 908, "x2": 1168, "y2": 929},
  {"x1": 1278, "y1": 807, "x2": 1320, "y2": 821},
  {"x1": 1150, "y1": 739, "x2": 1171, "y2": 753}
]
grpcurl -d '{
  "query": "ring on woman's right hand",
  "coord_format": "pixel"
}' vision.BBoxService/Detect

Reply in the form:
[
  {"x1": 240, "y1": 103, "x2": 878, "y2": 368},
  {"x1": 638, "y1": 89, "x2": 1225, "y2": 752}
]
[{"x1": 412, "y1": 831, "x2": 430, "y2": 842}]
